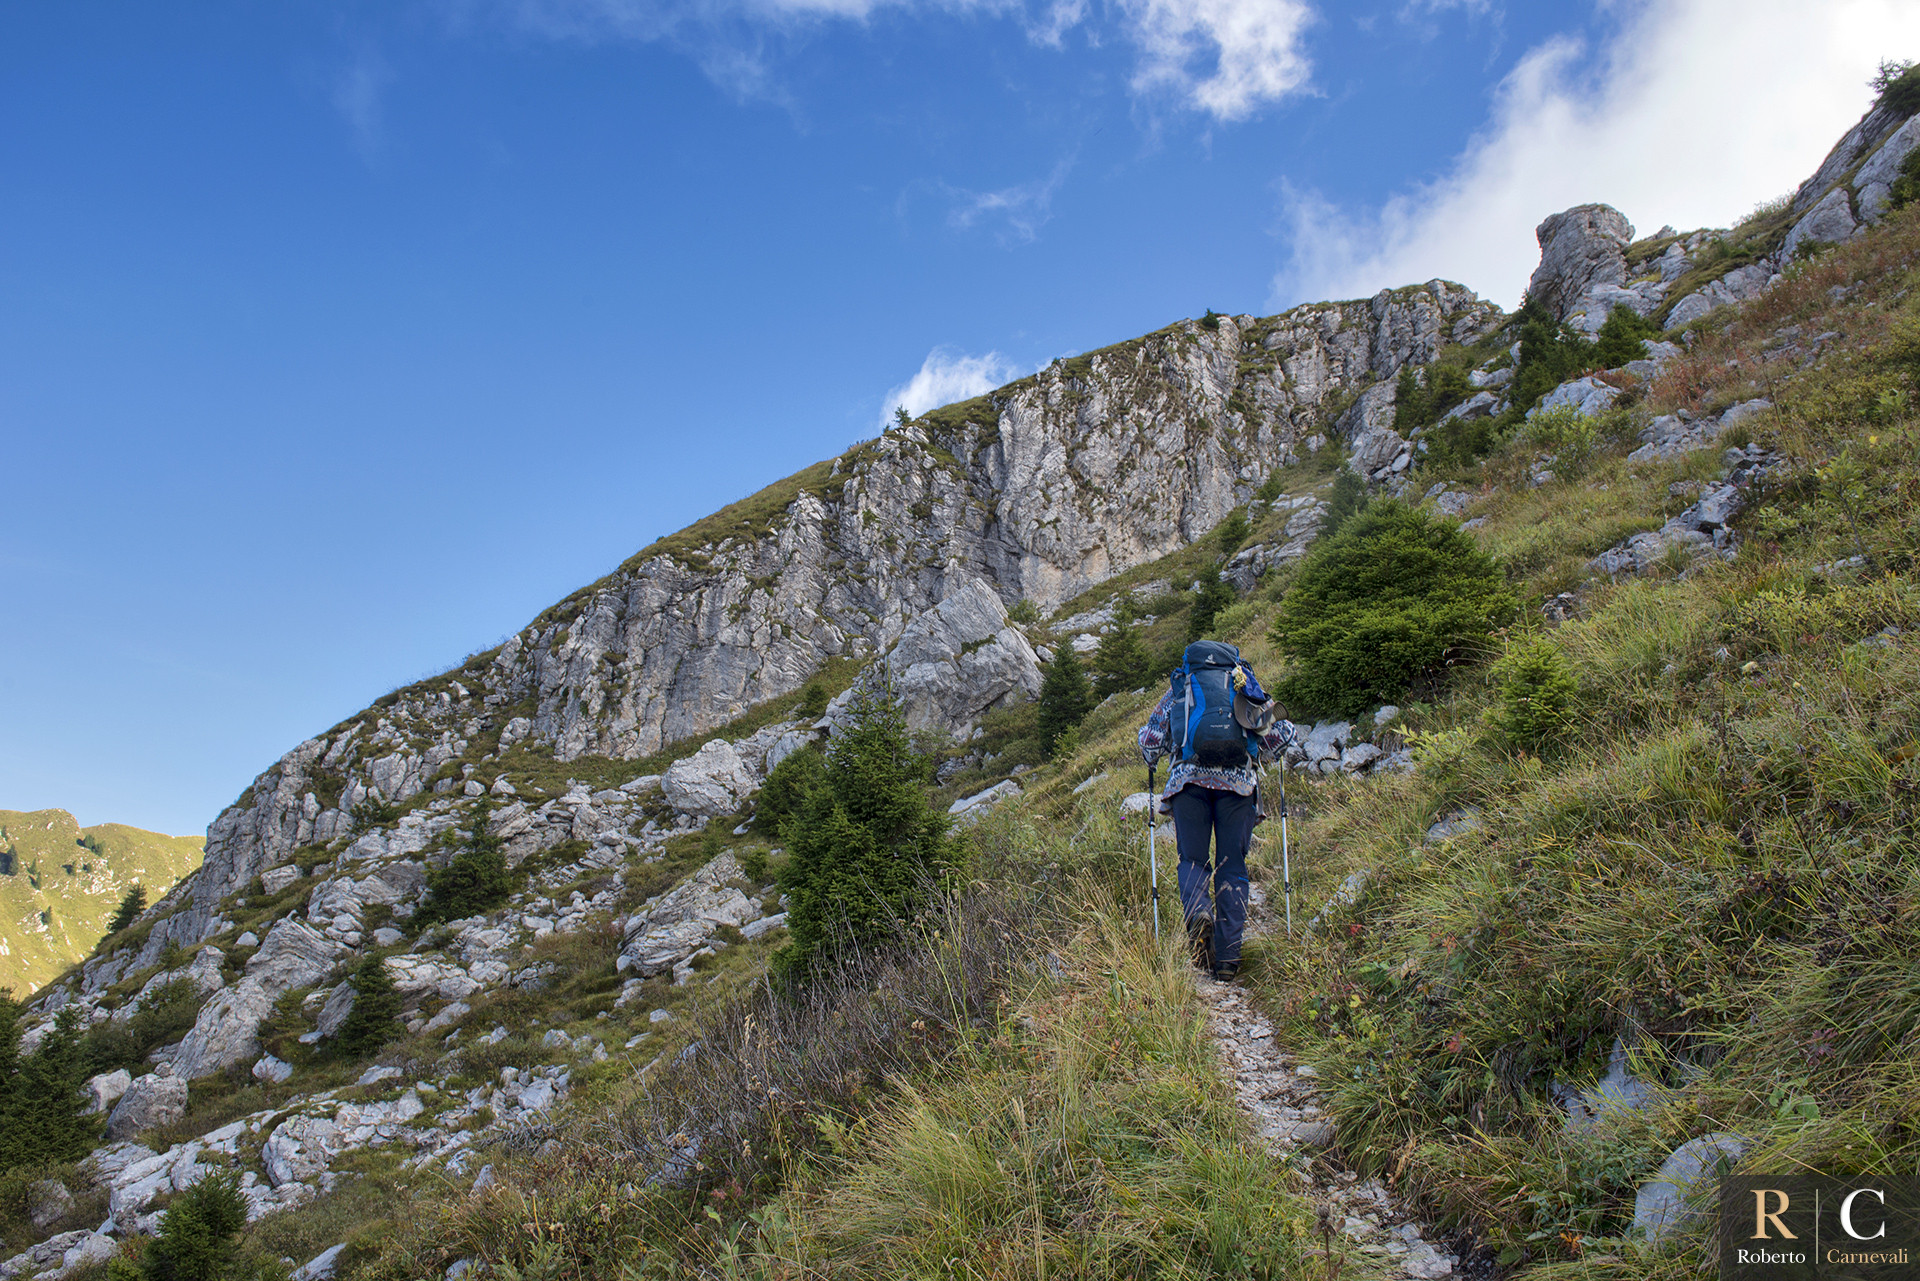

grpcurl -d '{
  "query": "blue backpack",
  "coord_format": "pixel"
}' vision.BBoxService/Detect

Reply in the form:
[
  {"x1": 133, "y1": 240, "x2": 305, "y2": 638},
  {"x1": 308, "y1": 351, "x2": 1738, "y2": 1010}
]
[{"x1": 1169, "y1": 641, "x2": 1270, "y2": 768}]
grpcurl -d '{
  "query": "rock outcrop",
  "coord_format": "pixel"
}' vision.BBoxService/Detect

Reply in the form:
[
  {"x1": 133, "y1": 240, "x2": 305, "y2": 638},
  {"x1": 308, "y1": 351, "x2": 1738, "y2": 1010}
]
[{"x1": 1527, "y1": 204, "x2": 1635, "y2": 328}]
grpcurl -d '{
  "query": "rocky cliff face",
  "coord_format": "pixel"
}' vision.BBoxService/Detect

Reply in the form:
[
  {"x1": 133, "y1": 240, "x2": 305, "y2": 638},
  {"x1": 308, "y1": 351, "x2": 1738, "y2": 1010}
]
[{"x1": 87, "y1": 282, "x2": 1499, "y2": 973}]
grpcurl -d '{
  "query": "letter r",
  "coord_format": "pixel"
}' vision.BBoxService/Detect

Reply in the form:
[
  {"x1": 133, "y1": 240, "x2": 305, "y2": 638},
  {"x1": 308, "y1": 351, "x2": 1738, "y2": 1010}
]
[
  {"x1": 1840, "y1": 1188, "x2": 1886, "y2": 1240},
  {"x1": 1754, "y1": 1189, "x2": 1796, "y2": 1239}
]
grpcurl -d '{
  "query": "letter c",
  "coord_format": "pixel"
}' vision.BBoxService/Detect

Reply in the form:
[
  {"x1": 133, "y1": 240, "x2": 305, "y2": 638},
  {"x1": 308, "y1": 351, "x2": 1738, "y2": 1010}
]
[{"x1": 1841, "y1": 1189, "x2": 1886, "y2": 1241}]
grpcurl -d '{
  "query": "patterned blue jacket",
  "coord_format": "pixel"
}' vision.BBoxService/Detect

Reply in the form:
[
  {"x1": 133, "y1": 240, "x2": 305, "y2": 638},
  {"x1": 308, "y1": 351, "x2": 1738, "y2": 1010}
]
[{"x1": 1137, "y1": 690, "x2": 1292, "y2": 815}]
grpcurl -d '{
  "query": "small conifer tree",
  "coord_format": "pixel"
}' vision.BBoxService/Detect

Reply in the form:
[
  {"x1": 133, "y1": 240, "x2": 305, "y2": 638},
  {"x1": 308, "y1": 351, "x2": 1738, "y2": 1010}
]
[
  {"x1": 0, "y1": 1005, "x2": 98, "y2": 1173},
  {"x1": 333, "y1": 955, "x2": 401, "y2": 1059},
  {"x1": 420, "y1": 802, "x2": 512, "y2": 923},
  {"x1": 1091, "y1": 607, "x2": 1152, "y2": 697},
  {"x1": 1035, "y1": 647, "x2": 1095, "y2": 756},
  {"x1": 108, "y1": 883, "x2": 147, "y2": 934},
  {"x1": 775, "y1": 679, "x2": 955, "y2": 984},
  {"x1": 109, "y1": 1165, "x2": 249, "y2": 1281},
  {"x1": 1186, "y1": 572, "x2": 1236, "y2": 644}
]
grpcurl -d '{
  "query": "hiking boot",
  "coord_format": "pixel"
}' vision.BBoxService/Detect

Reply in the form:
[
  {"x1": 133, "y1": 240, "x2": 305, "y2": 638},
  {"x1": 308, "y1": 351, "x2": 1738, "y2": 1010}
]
[
  {"x1": 1187, "y1": 911, "x2": 1215, "y2": 973},
  {"x1": 1211, "y1": 961, "x2": 1240, "y2": 983}
]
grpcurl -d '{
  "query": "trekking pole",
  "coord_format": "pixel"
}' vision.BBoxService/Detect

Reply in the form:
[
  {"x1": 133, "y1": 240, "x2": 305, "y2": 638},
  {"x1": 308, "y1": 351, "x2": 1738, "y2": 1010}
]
[
  {"x1": 1146, "y1": 761, "x2": 1161, "y2": 941},
  {"x1": 1276, "y1": 761, "x2": 1294, "y2": 936}
]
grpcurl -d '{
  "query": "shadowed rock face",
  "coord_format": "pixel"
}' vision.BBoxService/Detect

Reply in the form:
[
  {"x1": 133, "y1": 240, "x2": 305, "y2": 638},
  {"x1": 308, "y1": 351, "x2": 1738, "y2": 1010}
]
[{"x1": 1526, "y1": 204, "x2": 1634, "y2": 324}]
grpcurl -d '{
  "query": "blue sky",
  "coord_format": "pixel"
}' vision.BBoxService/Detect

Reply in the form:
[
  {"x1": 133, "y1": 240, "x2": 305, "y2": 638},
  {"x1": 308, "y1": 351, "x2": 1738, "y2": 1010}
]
[{"x1": 2, "y1": 0, "x2": 1913, "y2": 836}]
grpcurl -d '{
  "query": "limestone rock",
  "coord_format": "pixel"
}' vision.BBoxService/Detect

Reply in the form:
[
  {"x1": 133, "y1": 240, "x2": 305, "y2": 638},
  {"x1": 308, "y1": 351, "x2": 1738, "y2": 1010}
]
[
  {"x1": 292, "y1": 1244, "x2": 348, "y2": 1281},
  {"x1": 884, "y1": 576, "x2": 1042, "y2": 739},
  {"x1": 27, "y1": 1178, "x2": 73, "y2": 1230},
  {"x1": 105, "y1": 1070, "x2": 190, "y2": 1140},
  {"x1": 1526, "y1": 205, "x2": 1633, "y2": 324},
  {"x1": 948, "y1": 780, "x2": 1022, "y2": 822},
  {"x1": 661, "y1": 740, "x2": 758, "y2": 818},
  {"x1": 1633, "y1": 1132, "x2": 1747, "y2": 1243},
  {"x1": 172, "y1": 918, "x2": 343, "y2": 1079},
  {"x1": 252, "y1": 1055, "x2": 294, "y2": 1084},
  {"x1": 1666, "y1": 263, "x2": 1773, "y2": 330},
  {"x1": 264, "y1": 1114, "x2": 340, "y2": 1188},
  {"x1": 1783, "y1": 186, "x2": 1858, "y2": 258},
  {"x1": 84, "y1": 1069, "x2": 132, "y2": 1115},
  {"x1": 1530, "y1": 376, "x2": 1619, "y2": 419},
  {"x1": 619, "y1": 853, "x2": 761, "y2": 978},
  {"x1": 1854, "y1": 115, "x2": 1920, "y2": 223},
  {"x1": 261, "y1": 864, "x2": 305, "y2": 896}
]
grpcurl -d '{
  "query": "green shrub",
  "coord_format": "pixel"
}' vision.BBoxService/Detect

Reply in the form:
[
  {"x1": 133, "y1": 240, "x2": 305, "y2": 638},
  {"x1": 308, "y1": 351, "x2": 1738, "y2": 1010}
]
[
  {"x1": 1035, "y1": 648, "x2": 1095, "y2": 757},
  {"x1": 1005, "y1": 598, "x2": 1039, "y2": 626},
  {"x1": 775, "y1": 681, "x2": 957, "y2": 984},
  {"x1": 1523, "y1": 404, "x2": 1603, "y2": 480},
  {"x1": 85, "y1": 977, "x2": 203, "y2": 1076},
  {"x1": 1185, "y1": 572, "x2": 1236, "y2": 644},
  {"x1": 1491, "y1": 636, "x2": 1579, "y2": 750},
  {"x1": 1591, "y1": 303, "x2": 1659, "y2": 369},
  {"x1": 418, "y1": 803, "x2": 512, "y2": 924},
  {"x1": 1890, "y1": 145, "x2": 1920, "y2": 213},
  {"x1": 1510, "y1": 295, "x2": 1596, "y2": 413},
  {"x1": 332, "y1": 955, "x2": 401, "y2": 1059},
  {"x1": 1091, "y1": 619, "x2": 1154, "y2": 697},
  {"x1": 1269, "y1": 502, "x2": 1514, "y2": 717},
  {"x1": 1872, "y1": 57, "x2": 1920, "y2": 116},
  {"x1": 1215, "y1": 508, "x2": 1251, "y2": 555},
  {"x1": 109, "y1": 1165, "x2": 250, "y2": 1281},
  {"x1": 0, "y1": 1005, "x2": 98, "y2": 1174},
  {"x1": 797, "y1": 680, "x2": 829, "y2": 720},
  {"x1": 758, "y1": 746, "x2": 826, "y2": 835},
  {"x1": 1321, "y1": 468, "x2": 1368, "y2": 540}
]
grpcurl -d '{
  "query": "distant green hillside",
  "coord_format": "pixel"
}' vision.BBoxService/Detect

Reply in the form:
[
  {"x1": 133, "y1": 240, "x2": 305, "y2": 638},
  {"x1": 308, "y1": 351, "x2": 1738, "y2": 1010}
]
[{"x1": 0, "y1": 809, "x2": 202, "y2": 997}]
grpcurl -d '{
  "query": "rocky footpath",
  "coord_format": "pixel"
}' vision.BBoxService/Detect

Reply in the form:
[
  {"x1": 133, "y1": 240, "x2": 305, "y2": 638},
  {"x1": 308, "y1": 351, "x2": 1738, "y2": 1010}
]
[{"x1": 1199, "y1": 886, "x2": 1459, "y2": 1279}]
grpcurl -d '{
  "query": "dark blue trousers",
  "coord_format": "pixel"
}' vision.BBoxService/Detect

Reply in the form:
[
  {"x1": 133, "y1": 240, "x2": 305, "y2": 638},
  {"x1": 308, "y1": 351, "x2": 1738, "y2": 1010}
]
[{"x1": 1170, "y1": 785, "x2": 1255, "y2": 966}]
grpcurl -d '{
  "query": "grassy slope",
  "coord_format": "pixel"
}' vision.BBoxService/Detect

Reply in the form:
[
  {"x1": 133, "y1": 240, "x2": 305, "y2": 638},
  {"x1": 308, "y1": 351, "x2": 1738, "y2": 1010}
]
[
  {"x1": 1235, "y1": 204, "x2": 1920, "y2": 1276},
  {"x1": 0, "y1": 809, "x2": 202, "y2": 995}
]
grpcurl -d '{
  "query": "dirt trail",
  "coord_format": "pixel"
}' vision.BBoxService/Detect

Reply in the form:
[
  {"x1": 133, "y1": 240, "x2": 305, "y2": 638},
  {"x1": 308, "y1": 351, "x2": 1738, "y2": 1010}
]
[{"x1": 1194, "y1": 882, "x2": 1461, "y2": 1280}]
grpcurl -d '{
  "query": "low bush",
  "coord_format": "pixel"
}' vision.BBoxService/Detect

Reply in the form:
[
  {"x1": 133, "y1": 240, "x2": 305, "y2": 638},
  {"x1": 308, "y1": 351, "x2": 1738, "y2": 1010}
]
[{"x1": 1269, "y1": 502, "x2": 1514, "y2": 717}]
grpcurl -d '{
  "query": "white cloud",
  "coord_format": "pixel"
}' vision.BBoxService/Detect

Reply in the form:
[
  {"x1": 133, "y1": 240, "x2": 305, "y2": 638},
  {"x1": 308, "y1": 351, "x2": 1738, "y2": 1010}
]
[
  {"x1": 497, "y1": 0, "x2": 1318, "y2": 121},
  {"x1": 1120, "y1": 0, "x2": 1316, "y2": 120},
  {"x1": 944, "y1": 158, "x2": 1074, "y2": 243},
  {"x1": 1273, "y1": 0, "x2": 1920, "y2": 311},
  {"x1": 880, "y1": 347, "x2": 1023, "y2": 428}
]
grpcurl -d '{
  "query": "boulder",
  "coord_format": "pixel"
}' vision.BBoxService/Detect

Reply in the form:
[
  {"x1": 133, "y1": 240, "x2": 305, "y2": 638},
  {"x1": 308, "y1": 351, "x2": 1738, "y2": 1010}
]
[
  {"x1": 1855, "y1": 115, "x2": 1920, "y2": 223},
  {"x1": 261, "y1": 864, "x2": 305, "y2": 896},
  {"x1": 619, "y1": 853, "x2": 761, "y2": 978},
  {"x1": 1633, "y1": 1132, "x2": 1748, "y2": 1243},
  {"x1": 1530, "y1": 376, "x2": 1619, "y2": 420},
  {"x1": 252, "y1": 1055, "x2": 294, "y2": 1084},
  {"x1": 661, "y1": 740, "x2": 758, "y2": 818},
  {"x1": 264, "y1": 1113, "x2": 341, "y2": 1188},
  {"x1": 884, "y1": 576, "x2": 1044, "y2": 740},
  {"x1": 27, "y1": 1178, "x2": 73, "y2": 1230},
  {"x1": 172, "y1": 919, "x2": 343, "y2": 1079},
  {"x1": 292, "y1": 1244, "x2": 348, "y2": 1281},
  {"x1": 105, "y1": 1069, "x2": 190, "y2": 1140},
  {"x1": 60, "y1": 1231, "x2": 119, "y2": 1273},
  {"x1": 84, "y1": 1068, "x2": 132, "y2": 1115},
  {"x1": 1783, "y1": 186, "x2": 1858, "y2": 258},
  {"x1": 1525, "y1": 205, "x2": 1633, "y2": 324},
  {"x1": 314, "y1": 982, "x2": 356, "y2": 1039},
  {"x1": 948, "y1": 780, "x2": 1022, "y2": 822}
]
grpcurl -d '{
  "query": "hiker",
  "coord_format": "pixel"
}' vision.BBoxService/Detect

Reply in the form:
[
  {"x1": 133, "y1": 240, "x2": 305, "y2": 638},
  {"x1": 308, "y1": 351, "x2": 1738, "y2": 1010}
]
[{"x1": 1137, "y1": 640, "x2": 1291, "y2": 982}]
